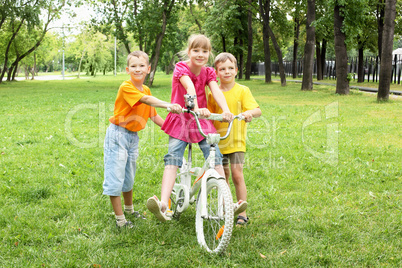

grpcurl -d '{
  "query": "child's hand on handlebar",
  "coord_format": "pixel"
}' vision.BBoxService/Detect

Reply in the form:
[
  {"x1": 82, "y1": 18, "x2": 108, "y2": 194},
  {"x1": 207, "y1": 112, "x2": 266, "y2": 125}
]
[
  {"x1": 168, "y1": 104, "x2": 182, "y2": 114},
  {"x1": 241, "y1": 111, "x2": 253, "y2": 122},
  {"x1": 194, "y1": 108, "x2": 211, "y2": 118},
  {"x1": 221, "y1": 111, "x2": 234, "y2": 122}
]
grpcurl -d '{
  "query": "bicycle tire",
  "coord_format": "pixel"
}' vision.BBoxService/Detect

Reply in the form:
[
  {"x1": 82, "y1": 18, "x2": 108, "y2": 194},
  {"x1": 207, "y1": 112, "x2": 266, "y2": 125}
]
[{"x1": 195, "y1": 178, "x2": 234, "y2": 254}]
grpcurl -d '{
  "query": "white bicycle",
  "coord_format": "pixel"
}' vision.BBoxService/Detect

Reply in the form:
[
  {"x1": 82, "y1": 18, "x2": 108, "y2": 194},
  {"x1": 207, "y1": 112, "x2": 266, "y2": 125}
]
[{"x1": 167, "y1": 94, "x2": 244, "y2": 254}]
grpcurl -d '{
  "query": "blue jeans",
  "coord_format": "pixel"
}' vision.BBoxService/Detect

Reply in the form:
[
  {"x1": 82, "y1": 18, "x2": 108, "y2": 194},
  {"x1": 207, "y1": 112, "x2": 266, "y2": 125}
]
[
  {"x1": 163, "y1": 136, "x2": 223, "y2": 167},
  {"x1": 103, "y1": 124, "x2": 139, "y2": 196}
]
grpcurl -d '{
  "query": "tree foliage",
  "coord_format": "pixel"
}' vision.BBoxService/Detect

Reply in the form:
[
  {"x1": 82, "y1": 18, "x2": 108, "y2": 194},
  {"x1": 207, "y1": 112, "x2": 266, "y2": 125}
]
[{"x1": 0, "y1": 0, "x2": 400, "y2": 96}]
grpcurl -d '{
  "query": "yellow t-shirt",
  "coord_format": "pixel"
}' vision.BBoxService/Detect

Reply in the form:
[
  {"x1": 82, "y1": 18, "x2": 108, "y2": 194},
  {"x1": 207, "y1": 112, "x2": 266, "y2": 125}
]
[
  {"x1": 207, "y1": 83, "x2": 259, "y2": 154},
  {"x1": 109, "y1": 80, "x2": 157, "y2": 132}
]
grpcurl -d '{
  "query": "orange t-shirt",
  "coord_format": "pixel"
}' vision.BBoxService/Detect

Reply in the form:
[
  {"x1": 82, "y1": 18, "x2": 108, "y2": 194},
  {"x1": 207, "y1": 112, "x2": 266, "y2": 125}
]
[{"x1": 109, "y1": 80, "x2": 157, "y2": 132}]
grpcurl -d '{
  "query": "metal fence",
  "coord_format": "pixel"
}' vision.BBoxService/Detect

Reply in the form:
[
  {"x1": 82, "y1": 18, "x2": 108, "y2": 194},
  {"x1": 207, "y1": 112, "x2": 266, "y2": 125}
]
[{"x1": 252, "y1": 54, "x2": 402, "y2": 84}]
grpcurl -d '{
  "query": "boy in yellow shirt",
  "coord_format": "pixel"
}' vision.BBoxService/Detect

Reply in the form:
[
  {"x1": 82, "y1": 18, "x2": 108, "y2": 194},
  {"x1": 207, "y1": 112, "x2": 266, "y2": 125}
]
[
  {"x1": 207, "y1": 52, "x2": 262, "y2": 225},
  {"x1": 103, "y1": 51, "x2": 181, "y2": 228}
]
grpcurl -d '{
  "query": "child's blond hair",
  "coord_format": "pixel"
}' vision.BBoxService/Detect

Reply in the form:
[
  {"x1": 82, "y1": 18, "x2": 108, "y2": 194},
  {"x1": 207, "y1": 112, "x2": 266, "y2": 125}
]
[
  {"x1": 214, "y1": 52, "x2": 237, "y2": 69},
  {"x1": 179, "y1": 34, "x2": 214, "y2": 63},
  {"x1": 127, "y1": 51, "x2": 150, "y2": 66}
]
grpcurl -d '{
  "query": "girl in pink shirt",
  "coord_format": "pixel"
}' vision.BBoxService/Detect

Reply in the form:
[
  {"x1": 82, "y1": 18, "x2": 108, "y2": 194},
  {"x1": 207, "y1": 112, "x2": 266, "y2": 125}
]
[{"x1": 147, "y1": 34, "x2": 236, "y2": 222}]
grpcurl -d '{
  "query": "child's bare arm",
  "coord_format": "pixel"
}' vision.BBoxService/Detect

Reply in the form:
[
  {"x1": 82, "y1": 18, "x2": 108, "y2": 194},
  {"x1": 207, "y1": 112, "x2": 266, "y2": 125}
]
[
  {"x1": 150, "y1": 114, "x2": 164, "y2": 127},
  {"x1": 139, "y1": 95, "x2": 181, "y2": 113},
  {"x1": 208, "y1": 80, "x2": 233, "y2": 122},
  {"x1": 242, "y1": 107, "x2": 262, "y2": 122}
]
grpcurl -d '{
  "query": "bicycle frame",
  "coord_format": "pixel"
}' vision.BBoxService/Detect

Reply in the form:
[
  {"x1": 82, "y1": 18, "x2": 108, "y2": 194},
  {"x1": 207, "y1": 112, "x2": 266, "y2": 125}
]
[
  {"x1": 170, "y1": 108, "x2": 242, "y2": 218},
  {"x1": 168, "y1": 95, "x2": 244, "y2": 253}
]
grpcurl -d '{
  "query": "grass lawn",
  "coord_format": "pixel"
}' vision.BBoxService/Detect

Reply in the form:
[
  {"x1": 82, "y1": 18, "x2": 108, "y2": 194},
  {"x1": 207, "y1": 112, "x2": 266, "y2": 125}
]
[{"x1": 0, "y1": 73, "x2": 401, "y2": 267}]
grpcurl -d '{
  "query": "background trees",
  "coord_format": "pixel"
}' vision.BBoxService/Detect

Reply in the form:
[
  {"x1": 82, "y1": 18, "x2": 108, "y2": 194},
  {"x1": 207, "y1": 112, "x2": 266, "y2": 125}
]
[
  {"x1": 1, "y1": 0, "x2": 401, "y2": 100},
  {"x1": 0, "y1": 0, "x2": 66, "y2": 83}
]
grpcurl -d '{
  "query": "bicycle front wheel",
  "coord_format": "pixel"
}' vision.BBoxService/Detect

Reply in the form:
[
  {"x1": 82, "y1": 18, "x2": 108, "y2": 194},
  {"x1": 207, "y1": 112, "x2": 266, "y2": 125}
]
[{"x1": 195, "y1": 178, "x2": 234, "y2": 254}]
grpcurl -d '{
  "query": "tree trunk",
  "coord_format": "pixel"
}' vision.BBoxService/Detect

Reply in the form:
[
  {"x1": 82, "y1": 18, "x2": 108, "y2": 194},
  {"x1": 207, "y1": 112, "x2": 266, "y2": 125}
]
[
  {"x1": 320, "y1": 39, "x2": 327, "y2": 78},
  {"x1": 259, "y1": 0, "x2": 271, "y2": 83},
  {"x1": 334, "y1": 2, "x2": 349, "y2": 95},
  {"x1": 377, "y1": 0, "x2": 385, "y2": 60},
  {"x1": 31, "y1": 52, "x2": 36, "y2": 80},
  {"x1": 245, "y1": 0, "x2": 253, "y2": 80},
  {"x1": 166, "y1": 53, "x2": 176, "y2": 75},
  {"x1": 112, "y1": 0, "x2": 131, "y2": 54},
  {"x1": 11, "y1": 62, "x2": 19, "y2": 81},
  {"x1": 77, "y1": 48, "x2": 86, "y2": 79},
  {"x1": 378, "y1": 0, "x2": 396, "y2": 101},
  {"x1": 133, "y1": 0, "x2": 143, "y2": 51},
  {"x1": 292, "y1": 16, "x2": 300, "y2": 79},
  {"x1": 221, "y1": 34, "x2": 226, "y2": 52},
  {"x1": 301, "y1": 0, "x2": 315, "y2": 90},
  {"x1": 238, "y1": 38, "x2": 244, "y2": 79},
  {"x1": 190, "y1": 3, "x2": 202, "y2": 32},
  {"x1": 0, "y1": 19, "x2": 25, "y2": 83},
  {"x1": 316, "y1": 41, "x2": 322, "y2": 80},
  {"x1": 148, "y1": 0, "x2": 175, "y2": 87},
  {"x1": 267, "y1": 25, "x2": 286, "y2": 86},
  {"x1": 358, "y1": 44, "x2": 364, "y2": 82}
]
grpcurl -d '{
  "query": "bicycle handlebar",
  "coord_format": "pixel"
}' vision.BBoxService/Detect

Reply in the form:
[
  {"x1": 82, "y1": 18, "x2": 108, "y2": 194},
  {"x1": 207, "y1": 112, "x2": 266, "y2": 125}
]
[{"x1": 167, "y1": 107, "x2": 244, "y2": 140}]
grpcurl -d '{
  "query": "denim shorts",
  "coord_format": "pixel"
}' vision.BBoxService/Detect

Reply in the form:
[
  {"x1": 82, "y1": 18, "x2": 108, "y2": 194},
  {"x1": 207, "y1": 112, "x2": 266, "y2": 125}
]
[
  {"x1": 103, "y1": 124, "x2": 139, "y2": 196},
  {"x1": 164, "y1": 136, "x2": 223, "y2": 167}
]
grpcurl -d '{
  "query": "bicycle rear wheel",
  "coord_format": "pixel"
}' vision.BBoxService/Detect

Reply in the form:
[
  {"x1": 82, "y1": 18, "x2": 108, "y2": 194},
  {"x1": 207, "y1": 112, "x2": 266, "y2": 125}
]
[{"x1": 195, "y1": 178, "x2": 234, "y2": 254}]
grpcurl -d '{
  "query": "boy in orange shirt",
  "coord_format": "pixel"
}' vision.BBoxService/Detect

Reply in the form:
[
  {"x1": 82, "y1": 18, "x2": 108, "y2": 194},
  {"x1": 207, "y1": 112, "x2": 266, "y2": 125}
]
[{"x1": 103, "y1": 51, "x2": 181, "y2": 228}]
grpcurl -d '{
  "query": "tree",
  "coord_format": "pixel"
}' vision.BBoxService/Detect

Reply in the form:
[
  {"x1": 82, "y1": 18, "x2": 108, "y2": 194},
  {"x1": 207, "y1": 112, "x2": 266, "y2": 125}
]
[
  {"x1": 92, "y1": 0, "x2": 131, "y2": 54},
  {"x1": 301, "y1": 0, "x2": 316, "y2": 90},
  {"x1": 245, "y1": 0, "x2": 255, "y2": 80},
  {"x1": 315, "y1": 0, "x2": 333, "y2": 81},
  {"x1": 334, "y1": 1, "x2": 349, "y2": 95},
  {"x1": 259, "y1": 0, "x2": 272, "y2": 83},
  {"x1": 0, "y1": 0, "x2": 66, "y2": 83},
  {"x1": 267, "y1": 19, "x2": 286, "y2": 86},
  {"x1": 291, "y1": 1, "x2": 304, "y2": 79},
  {"x1": 377, "y1": 0, "x2": 386, "y2": 60},
  {"x1": 148, "y1": 0, "x2": 176, "y2": 86},
  {"x1": 35, "y1": 32, "x2": 63, "y2": 73},
  {"x1": 377, "y1": 0, "x2": 397, "y2": 101}
]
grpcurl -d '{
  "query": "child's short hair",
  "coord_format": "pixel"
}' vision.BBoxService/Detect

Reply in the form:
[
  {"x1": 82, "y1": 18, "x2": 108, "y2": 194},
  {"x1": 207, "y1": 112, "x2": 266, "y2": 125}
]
[
  {"x1": 127, "y1": 51, "x2": 149, "y2": 66},
  {"x1": 214, "y1": 52, "x2": 238, "y2": 69}
]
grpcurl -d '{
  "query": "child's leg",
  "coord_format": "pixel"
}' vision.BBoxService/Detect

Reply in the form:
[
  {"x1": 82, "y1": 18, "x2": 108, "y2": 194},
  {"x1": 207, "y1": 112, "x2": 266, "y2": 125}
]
[
  {"x1": 110, "y1": 195, "x2": 124, "y2": 216},
  {"x1": 222, "y1": 154, "x2": 231, "y2": 184},
  {"x1": 160, "y1": 165, "x2": 178, "y2": 212},
  {"x1": 231, "y1": 163, "x2": 247, "y2": 207},
  {"x1": 230, "y1": 153, "x2": 247, "y2": 218},
  {"x1": 148, "y1": 137, "x2": 186, "y2": 219},
  {"x1": 123, "y1": 189, "x2": 133, "y2": 206}
]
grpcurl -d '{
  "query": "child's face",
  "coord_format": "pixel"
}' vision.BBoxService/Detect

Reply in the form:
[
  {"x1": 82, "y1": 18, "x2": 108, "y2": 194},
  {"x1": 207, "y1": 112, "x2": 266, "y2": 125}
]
[
  {"x1": 126, "y1": 56, "x2": 151, "y2": 83},
  {"x1": 188, "y1": 47, "x2": 210, "y2": 67},
  {"x1": 215, "y1": 59, "x2": 237, "y2": 85}
]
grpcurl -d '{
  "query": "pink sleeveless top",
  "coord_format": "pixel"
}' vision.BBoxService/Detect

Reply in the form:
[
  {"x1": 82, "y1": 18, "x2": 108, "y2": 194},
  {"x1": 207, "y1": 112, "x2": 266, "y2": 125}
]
[{"x1": 161, "y1": 61, "x2": 218, "y2": 143}]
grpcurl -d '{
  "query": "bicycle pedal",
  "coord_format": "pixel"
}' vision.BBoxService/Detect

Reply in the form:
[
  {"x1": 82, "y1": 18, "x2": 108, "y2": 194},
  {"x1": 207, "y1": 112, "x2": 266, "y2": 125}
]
[{"x1": 166, "y1": 210, "x2": 173, "y2": 217}]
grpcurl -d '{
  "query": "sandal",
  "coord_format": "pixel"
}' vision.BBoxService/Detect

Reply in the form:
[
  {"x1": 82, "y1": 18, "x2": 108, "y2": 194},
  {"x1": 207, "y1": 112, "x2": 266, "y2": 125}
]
[
  {"x1": 236, "y1": 215, "x2": 249, "y2": 226},
  {"x1": 116, "y1": 220, "x2": 134, "y2": 229},
  {"x1": 132, "y1": 211, "x2": 146, "y2": 220},
  {"x1": 146, "y1": 195, "x2": 171, "y2": 222},
  {"x1": 233, "y1": 200, "x2": 248, "y2": 215}
]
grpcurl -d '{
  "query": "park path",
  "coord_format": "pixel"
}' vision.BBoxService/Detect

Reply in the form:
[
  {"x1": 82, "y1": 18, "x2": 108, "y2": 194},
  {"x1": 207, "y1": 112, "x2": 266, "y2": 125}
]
[
  {"x1": 5, "y1": 75, "x2": 75, "y2": 81},
  {"x1": 272, "y1": 79, "x2": 402, "y2": 96}
]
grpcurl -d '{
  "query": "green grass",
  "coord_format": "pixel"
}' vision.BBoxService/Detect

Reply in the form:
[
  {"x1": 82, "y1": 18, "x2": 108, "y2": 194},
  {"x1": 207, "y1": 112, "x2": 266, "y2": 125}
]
[{"x1": 0, "y1": 73, "x2": 401, "y2": 267}]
